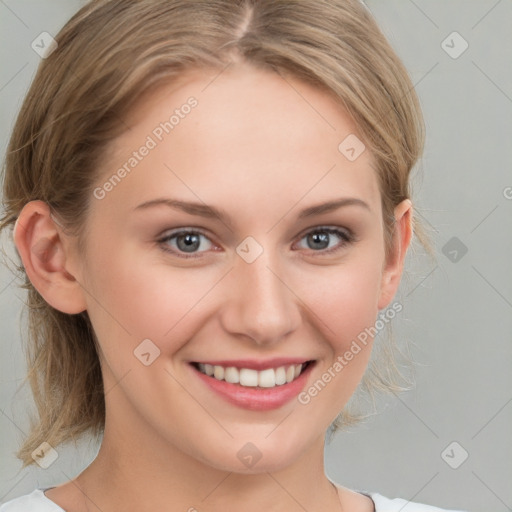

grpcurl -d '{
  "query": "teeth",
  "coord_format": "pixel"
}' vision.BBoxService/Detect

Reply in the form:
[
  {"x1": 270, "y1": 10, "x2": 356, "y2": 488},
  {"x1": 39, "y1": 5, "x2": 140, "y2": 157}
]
[
  {"x1": 197, "y1": 362, "x2": 308, "y2": 388},
  {"x1": 224, "y1": 367, "x2": 239, "y2": 384},
  {"x1": 275, "y1": 366, "x2": 286, "y2": 385},
  {"x1": 258, "y1": 368, "x2": 275, "y2": 388},
  {"x1": 240, "y1": 368, "x2": 258, "y2": 387},
  {"x1": 213, "y1": 365, "x2": 225, "y2": 380}
]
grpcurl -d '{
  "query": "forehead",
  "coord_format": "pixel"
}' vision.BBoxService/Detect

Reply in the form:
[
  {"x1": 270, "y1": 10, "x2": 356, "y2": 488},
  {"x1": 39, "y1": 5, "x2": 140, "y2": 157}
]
[{"x1": 97, "y1": 63, "x2": 381, "y2": 220}]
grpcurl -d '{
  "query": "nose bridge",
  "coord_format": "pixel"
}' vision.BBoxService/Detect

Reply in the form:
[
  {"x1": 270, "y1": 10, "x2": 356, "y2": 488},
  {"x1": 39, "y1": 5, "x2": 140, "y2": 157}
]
[{"x1": 222, "y1": 244, "x2": 300, "y2": 345}]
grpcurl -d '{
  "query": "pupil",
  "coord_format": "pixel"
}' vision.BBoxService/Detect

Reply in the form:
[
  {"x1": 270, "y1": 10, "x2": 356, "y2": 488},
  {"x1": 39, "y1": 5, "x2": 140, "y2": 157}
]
[
  {"x1": 178, "y1": 233, "x2": 200, "y2": 252},
  {"x1": 308, "y1": 232, "x2": 329, "y2": 250}
]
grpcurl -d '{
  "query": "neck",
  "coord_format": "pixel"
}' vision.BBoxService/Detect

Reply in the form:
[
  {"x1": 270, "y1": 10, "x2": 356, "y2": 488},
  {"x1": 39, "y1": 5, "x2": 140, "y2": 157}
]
[{"x1": 77, "y1": 413, "x2": 341, "y2": 512}]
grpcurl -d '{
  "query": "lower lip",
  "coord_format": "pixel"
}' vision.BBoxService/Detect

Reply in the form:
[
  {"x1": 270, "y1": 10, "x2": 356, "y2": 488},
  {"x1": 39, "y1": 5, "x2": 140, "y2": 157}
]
[{"x1": 191, "y1": 363, "x2": 315, "y2": 411}]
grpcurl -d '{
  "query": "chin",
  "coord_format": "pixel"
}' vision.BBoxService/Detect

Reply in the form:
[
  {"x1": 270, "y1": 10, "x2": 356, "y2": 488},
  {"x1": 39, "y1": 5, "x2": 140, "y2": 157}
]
[{"x1": 192, "y1": 426, "x2": 319, "y2": 474}]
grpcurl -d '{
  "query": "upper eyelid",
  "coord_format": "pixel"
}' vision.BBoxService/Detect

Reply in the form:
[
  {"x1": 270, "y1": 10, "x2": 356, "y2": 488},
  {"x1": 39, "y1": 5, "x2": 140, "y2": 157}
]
[
  {"x1": 158, "y1": 227, "x2": 213, "y2": 241},
  {"x1": 295, "y1": 225, "x2": 352, "y2": 238},
  {"x1": 159, "y1": 225, "x2": 351, "y2": 238}
]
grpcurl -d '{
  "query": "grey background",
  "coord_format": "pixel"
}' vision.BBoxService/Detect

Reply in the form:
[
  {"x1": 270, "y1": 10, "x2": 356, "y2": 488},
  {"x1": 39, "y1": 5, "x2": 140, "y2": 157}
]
[{"x1": 0, "y1": 1, "x2": 511, "y2": 511}]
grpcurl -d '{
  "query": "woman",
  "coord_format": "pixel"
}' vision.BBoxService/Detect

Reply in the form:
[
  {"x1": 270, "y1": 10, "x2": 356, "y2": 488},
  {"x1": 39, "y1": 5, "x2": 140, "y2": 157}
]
[{"x1": 0, "y1": 1, "x2": 466, "y2": 510}]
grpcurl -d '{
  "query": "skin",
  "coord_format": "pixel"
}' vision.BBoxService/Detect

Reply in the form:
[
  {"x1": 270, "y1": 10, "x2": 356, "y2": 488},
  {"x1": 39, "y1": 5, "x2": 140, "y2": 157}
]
[{"x1": 14, "y1": 62, "x2": 412, "y2": 512}]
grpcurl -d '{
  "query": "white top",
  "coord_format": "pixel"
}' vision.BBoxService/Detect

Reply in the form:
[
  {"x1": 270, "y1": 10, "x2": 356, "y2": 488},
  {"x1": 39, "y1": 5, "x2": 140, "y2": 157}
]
[{"x1": 0, "y1": 488, "x2": 467, "y2": 511}]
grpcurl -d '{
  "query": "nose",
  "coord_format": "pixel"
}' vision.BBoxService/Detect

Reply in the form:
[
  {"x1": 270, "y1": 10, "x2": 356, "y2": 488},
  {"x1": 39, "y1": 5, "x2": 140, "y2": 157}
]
[{"x1": 219, "y1": 249, "x2": 301, "y2": 346}]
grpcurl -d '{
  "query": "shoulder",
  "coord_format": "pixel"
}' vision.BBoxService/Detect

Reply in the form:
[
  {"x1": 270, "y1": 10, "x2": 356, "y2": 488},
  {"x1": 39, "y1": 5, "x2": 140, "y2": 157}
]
[
  {"x1": 333, "y1": 483, "x2": 466, "y2": 512},
  {"x1": 368, "y1": 492, "x2": 468, "y2": 512},
  {"x1": 0, "y1": 489, "x2": 65, "y2": 512}
]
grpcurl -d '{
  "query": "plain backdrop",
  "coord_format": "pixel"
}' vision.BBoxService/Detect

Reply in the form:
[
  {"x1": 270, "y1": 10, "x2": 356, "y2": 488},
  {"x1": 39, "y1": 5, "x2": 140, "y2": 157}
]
[{"x1": 0, "y1": 1, "x2": 511, "y2": 511}]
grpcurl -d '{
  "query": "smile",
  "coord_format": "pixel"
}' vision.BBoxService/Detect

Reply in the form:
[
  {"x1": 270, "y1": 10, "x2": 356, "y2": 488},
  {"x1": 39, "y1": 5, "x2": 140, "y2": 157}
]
[
  {"x1": 190, "y1": 359, "x2": 316, "y2": 411},
  {"x1": 193, "y1": 361, "x2": 313, "y2": 388}
]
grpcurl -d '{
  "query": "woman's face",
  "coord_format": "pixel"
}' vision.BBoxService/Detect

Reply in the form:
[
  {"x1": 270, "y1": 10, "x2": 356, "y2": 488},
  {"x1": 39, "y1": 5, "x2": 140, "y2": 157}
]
[{"x1": 70, "y1": 62, "x2": 406, "y2": 472}]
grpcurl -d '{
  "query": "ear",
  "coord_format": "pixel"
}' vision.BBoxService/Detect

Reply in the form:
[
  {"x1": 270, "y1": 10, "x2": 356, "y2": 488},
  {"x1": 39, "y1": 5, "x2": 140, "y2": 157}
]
[
  {"x1": 377, "y1": 199, "x2": 413, "y2": 310},
  {"x1": 13, "y1": 200, "x2": 87, "y2": 314}
]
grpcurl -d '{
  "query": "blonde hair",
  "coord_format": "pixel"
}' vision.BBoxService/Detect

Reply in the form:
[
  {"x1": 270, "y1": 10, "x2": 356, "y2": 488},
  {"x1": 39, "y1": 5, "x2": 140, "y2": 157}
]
[{"x1": 0, "y1": 0, "x2": 426, "y2": 467}]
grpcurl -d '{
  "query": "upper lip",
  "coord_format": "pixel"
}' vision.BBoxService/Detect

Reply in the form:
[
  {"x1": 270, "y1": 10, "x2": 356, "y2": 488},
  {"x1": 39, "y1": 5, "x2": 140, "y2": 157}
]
[{"x1": 191, "y1": 358, "x2": 314, "y2": 371}]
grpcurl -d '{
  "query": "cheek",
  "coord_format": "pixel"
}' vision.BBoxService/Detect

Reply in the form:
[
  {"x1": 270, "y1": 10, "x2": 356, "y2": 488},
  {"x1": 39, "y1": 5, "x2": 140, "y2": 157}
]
[
  {"x1": 303, "y1": 253, "x2": 384, "y2": 348},
  {"x1": 82, "y1": 239, "x2": 223, "y2": 362},
  {"x1": 294, "y1": 251, "x2": 385, "y2": 409}
]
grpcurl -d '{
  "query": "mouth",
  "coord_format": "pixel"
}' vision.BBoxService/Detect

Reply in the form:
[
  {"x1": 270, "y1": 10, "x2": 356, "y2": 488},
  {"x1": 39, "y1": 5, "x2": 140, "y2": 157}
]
[
  {"x1": 189, "y1": 359, "x2": 316, "y2": 411},
  {"x1": 191, "y1": 360, "x2": 314, "y2": 388}
]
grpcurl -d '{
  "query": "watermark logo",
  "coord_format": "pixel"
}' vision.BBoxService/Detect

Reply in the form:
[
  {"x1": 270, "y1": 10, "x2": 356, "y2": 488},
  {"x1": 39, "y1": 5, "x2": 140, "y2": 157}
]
[
  {"x1": 441, "y1": 32, "x2": 469, "y2": 60},
  {"x1": 298, "y1": 302, "x2": 402, "y2": 405},
  {"x1": 151, "y1": 97, "x2": 198, "y2": 141},
  {"x1": 236, "y1": 236, "x2": 264, "y2": 264},
  {"x1": 93, "y1": 97, "x2": 198, "y2": 200},
  {"x1": 441, "y1": 441, "x2": 469, "y2": 469},
  {"x1": 31, "y1": 441, "x2": 58, "y2": 468},
  {"x1": 31, "y1": 32, "x2": 57, "y2": 59},
  {"x1": 442, "y1": 236, "x2": 468, "y2": 263},
  {"x1": 237, "y1": 442, "x2": 262, "y2": 468},
  {"x1": 134, "y1": 338, "x2": 161, "y2": 366},
  {"x1": 338, "y1": 134, "x2": 366, "y2": 162}
]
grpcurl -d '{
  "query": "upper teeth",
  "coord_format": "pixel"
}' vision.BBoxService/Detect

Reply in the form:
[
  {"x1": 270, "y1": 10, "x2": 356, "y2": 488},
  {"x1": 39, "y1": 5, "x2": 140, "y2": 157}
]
[{"x1": 197, "y1": 363, "x2": 304, "y2": 388}]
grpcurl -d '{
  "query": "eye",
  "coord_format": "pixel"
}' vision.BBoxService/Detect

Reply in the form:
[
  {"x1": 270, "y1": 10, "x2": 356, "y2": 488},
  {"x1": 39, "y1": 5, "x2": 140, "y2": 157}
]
[
  {"x1": 294, "y1": 227, "x2": 354, "y2": 254},
  {"x1": 157, "y1": 226, "x2": 354, "y2": 259},
  {"x1": 158, "y1": 229, "x2": 214, "y2": 258}
]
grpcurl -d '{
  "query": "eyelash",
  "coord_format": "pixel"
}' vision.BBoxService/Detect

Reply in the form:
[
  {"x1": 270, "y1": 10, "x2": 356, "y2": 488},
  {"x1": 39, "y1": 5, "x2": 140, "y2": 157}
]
[{"x1": 157, "y1": 226, "x2": 355, "y2": 259}]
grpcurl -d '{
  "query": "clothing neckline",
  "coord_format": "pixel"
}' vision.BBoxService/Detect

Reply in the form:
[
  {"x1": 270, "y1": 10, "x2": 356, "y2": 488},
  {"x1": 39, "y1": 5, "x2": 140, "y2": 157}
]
[
  {"x1": 39, "y1": 488, "x2": 65, "y2": 511},
  {"x1": 39, "y1": 486, "x2": 378, "y2": 511}
]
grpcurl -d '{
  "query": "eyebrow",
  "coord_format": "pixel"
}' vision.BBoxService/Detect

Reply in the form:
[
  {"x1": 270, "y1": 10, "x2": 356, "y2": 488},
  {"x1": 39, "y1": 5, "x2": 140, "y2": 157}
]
[{"x1": 133, "y1": 197, "x2": 370, "y2": 227}]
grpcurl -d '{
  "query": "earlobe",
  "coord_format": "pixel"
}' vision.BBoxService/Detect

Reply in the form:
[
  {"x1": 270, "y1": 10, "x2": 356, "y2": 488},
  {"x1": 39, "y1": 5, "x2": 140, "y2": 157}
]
[
  {"x1": 13, "y1": 200, "x2": 87, "y2": 314},
  {"x1": 377, "y1": 199, "x2": 413, "y2": 310}
]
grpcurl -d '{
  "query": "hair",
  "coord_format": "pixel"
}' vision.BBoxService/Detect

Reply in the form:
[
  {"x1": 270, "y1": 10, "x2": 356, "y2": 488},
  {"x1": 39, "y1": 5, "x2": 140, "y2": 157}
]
[{"x1": 0, "y1": 0, "x2": 427, "y2": 467}]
